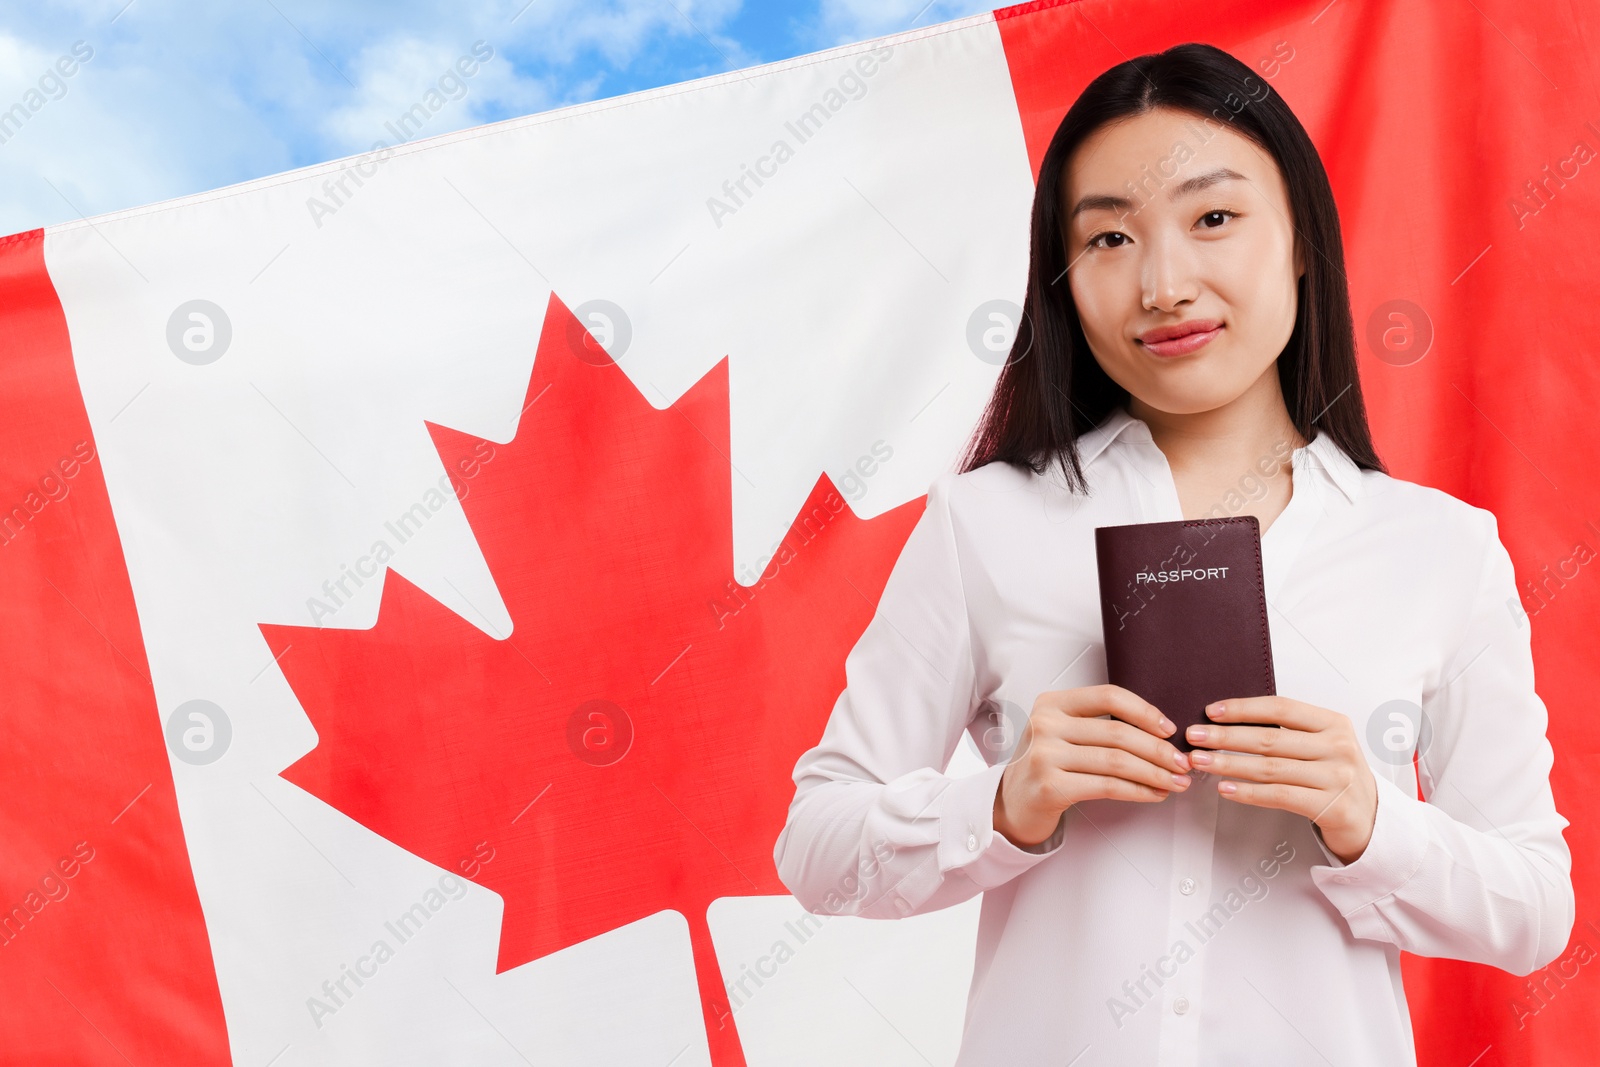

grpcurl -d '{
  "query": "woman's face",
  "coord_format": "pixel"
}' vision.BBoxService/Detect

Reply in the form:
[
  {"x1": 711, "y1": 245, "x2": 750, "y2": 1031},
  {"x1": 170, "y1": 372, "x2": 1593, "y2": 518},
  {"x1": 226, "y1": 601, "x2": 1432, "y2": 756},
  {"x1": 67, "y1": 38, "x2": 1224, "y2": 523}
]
[{"x1": 1062, "y1": 107, "x2": 1303, "y2": 416}]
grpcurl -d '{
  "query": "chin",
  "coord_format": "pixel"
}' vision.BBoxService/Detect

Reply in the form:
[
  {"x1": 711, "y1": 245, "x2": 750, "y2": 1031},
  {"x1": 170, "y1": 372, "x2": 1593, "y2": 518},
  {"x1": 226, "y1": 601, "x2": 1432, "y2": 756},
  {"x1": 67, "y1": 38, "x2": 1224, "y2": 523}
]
[{"x1": 1131, "y1": 387, "x2": 1243, "y2": 417}]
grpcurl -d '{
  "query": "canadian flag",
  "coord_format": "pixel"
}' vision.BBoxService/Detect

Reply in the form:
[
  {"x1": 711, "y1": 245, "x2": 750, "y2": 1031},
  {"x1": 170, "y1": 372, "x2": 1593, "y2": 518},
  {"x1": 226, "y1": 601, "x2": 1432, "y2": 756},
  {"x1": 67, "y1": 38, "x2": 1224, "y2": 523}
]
[{"x1": 1, "y1": 1, "x2": 1594, "y2": 1065}]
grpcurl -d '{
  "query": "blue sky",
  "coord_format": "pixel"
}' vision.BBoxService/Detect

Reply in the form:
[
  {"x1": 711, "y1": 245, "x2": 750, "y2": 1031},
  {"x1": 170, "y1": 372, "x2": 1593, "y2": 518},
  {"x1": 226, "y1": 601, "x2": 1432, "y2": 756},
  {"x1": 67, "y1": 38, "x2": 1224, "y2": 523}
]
[{"x1": 0, "y1": 0, "x2": 998, "y2": 237}]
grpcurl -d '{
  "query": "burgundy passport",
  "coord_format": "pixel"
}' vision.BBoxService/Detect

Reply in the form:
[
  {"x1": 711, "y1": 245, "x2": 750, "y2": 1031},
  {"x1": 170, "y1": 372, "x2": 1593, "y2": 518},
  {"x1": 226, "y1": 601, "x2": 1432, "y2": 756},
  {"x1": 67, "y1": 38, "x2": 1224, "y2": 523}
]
[{"x1": 1094, "y1": 516, "x2": 1278, "y2": 753}]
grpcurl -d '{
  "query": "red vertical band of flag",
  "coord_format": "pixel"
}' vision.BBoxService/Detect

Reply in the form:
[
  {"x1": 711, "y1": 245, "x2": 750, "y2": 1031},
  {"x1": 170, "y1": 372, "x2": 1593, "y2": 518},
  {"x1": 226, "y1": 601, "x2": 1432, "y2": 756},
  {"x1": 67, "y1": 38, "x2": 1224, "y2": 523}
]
[{"x1": 0, "y1": 230, "x2": 230, "y2": 1064}]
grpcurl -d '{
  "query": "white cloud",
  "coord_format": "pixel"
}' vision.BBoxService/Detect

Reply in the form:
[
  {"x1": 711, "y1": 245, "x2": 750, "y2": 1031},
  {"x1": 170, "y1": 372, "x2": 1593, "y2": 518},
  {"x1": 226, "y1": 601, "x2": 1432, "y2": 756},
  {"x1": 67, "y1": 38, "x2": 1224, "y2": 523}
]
[
  {"x1": 508, "y1": 0, "x2": 750, "y2": 69},
  {"x1": 0, "y1": 31, "x2": 250, "y2": 237},
  {"x1": 318, "y1": 36, "x2": 553, "y2": 153},
  {"x1": 809, "y1": 0, "x2": 990, "y2": 47}
]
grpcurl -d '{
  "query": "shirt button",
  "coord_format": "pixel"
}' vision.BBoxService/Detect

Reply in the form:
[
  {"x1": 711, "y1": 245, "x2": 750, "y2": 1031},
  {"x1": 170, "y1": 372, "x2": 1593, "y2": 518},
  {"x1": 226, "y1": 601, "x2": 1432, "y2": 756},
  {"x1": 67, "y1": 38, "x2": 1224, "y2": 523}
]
[
  {"x1": 967, "y1": 832, "x2": 979, "y2": 852},
  {"x1": 1179, "y1": 877, "x2": 1196, "y2": 895},
  {"x1": 1174, "y1": 996, "x2": 1190, "y2": 1014}
]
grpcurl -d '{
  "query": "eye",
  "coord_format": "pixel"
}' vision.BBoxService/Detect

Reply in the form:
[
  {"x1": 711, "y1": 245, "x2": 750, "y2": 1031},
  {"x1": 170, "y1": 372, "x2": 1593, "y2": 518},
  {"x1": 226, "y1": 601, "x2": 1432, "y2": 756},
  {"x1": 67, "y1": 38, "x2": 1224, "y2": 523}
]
[
  {"x1": 1198, "y1": 209, "x2": 1240, "y2": 229},
  {"x1": 1085, "y1": 229, "x2": 1128, "y2": 250}
]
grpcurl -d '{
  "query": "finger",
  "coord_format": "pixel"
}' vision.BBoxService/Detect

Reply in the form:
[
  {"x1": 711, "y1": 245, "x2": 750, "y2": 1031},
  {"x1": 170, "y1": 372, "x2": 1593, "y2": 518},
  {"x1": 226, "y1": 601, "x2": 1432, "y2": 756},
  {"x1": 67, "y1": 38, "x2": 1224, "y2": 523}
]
[
  {"x1": 1185, "y1": 722, "x2": 1324, "y2": 759},
  {"x1": 1064, "y1": 772, "x2": 1173, "y2": 804},
  {"x1": 1060, "y1": 743, "x2": 1193, "y2": 793},
  {"x1": 1059, "y1": 684, "x2": 1176, "y2": 738},
  {"x1": 1062, "y1": 716, "x2": 1192, "y2": 774},
  {"x1": 1214, "y1": 778, "x2": 1327, "y2": 819},
  {"x1": 1190, "y1": 749, "x2": 1329, "y2": 789},
  {"x1": 1203, "y1": 695, "x2": 1325, "y2": 732}
]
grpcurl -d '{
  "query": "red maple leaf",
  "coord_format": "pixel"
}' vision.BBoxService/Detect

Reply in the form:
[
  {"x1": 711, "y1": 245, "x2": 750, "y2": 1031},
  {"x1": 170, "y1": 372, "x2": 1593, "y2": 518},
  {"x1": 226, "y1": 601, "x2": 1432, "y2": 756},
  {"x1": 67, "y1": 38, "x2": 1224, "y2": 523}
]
[{"x1": 261, "y1": 292, "x2": 922, "y2": 1065}]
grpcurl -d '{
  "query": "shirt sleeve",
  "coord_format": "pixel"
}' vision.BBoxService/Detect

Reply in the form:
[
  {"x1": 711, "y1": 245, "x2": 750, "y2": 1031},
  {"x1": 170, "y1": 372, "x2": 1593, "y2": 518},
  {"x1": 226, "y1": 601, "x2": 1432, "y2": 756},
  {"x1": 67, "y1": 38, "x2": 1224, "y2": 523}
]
[
  {"x1": 1307, "y1": 508, "x2": 1575, "y2": 975},
  {"x1": 772, "y1": 472, "x2": 1065, "y2": 920}
]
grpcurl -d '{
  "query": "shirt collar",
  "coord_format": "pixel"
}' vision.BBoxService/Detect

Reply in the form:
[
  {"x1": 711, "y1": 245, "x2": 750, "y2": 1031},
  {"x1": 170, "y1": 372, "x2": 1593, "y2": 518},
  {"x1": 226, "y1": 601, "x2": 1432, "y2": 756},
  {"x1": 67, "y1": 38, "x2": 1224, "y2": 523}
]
[{"x1": 1075, "y1": 404, "x2": 1365, "y2": 505}]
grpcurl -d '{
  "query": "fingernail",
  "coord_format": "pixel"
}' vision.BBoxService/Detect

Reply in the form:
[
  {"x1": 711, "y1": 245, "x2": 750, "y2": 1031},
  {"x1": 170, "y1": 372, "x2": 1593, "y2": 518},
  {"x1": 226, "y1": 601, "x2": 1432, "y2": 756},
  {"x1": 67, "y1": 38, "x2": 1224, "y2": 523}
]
[
  {"x1": 1219, "y1": 781, "x2": 1237, "y2": 794},
  {"x1": 1187, "y1": 725, "x2": 1208, "y2": 742},
  {"x1": 1159, "y1": 717, "x2": 1175, "y2": 734},
  {"x1": 1171, "y1": 774, "x2": 1191, "y2": 788},
  {"x1": 1207, "y1": 702, "x2": 1225, "y2": 718},
  {"x1": 1172, "y1": 750, "x2": 1190, "y2": 770},
  {"x1": 1189, "y1": 750, "x2": 1212, "y2": 765}
]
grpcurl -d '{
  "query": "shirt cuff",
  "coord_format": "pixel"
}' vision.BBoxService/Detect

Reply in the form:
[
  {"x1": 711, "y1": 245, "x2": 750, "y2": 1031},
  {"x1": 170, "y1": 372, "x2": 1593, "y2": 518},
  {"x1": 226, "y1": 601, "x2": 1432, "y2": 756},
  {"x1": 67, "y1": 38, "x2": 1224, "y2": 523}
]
[
  {"x1": 1308, "y1": 771, "x2": 1431, "y2": 937},
  {"x1": 936, "y1": 760, "x2": 1066, "y2": 889}
]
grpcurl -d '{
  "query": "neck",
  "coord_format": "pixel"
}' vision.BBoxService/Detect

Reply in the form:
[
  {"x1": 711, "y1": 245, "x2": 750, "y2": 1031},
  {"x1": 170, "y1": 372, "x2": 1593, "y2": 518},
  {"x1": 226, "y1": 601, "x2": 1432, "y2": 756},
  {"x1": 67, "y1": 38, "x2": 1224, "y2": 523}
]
[{"x1": 1125, "y1": 372, "x2": 1307, "y2": 481}]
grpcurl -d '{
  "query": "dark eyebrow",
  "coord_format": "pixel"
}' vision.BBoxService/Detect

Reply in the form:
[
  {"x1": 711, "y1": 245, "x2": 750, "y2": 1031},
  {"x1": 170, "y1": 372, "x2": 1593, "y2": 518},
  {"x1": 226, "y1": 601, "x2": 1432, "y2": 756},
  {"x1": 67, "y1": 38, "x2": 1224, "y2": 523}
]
[{"x1": 1067, "y1": 167, "x2": 1249, "y2": 222}]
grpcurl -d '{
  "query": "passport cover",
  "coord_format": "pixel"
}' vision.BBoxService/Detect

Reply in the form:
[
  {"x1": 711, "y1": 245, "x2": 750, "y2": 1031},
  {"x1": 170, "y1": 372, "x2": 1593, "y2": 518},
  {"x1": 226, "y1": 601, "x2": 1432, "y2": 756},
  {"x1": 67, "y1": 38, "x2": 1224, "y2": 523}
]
[{"x1": 1094, "y1": 516, "x2": 1278, "y2": 752}]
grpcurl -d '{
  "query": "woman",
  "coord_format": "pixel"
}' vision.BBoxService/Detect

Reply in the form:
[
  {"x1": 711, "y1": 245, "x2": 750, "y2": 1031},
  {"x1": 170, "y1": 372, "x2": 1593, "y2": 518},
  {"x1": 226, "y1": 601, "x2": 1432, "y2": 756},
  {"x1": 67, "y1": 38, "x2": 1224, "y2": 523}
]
[{"x1": 773, "y1": 42, "x2": 1573, "y2": 1064}]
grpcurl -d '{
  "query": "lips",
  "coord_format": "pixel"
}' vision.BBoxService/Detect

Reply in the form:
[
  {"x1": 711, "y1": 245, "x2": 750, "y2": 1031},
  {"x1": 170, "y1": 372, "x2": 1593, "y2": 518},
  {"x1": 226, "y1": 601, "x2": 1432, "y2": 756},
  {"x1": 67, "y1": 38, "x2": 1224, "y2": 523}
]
[
  {"x1": 1137, "y1": 319, "x2": 1224, "y2": 358},
  {"x1": 1138, "y1": 319, "x2": 1223, "y2": 345}
]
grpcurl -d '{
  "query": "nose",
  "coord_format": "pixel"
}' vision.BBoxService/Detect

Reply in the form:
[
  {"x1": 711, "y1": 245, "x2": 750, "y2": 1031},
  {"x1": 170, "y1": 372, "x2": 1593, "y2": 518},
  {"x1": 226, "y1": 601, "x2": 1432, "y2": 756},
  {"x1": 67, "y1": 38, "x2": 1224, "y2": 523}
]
[{"x1": 1140, "y1": 230, "x2": 1200, "y2": 313}]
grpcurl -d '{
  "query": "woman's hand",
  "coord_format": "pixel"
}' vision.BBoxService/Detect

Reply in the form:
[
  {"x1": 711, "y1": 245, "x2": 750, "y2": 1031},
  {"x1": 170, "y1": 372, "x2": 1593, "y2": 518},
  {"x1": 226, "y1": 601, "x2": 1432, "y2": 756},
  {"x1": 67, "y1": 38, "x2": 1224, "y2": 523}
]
[
  {"x1": 993, "y1": 684, "x2": 1194, "y2": 848},
  {"x1": 1185, "y1": 696, "x2": 1378, "y2": 863}
]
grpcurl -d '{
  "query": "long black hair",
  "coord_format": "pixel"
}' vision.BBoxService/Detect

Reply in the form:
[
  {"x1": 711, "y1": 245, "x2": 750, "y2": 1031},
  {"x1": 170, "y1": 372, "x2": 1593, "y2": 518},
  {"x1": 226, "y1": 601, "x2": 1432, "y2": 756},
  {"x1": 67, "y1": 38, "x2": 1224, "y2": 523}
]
[{"x1": 959, "y1": 41, "x2": 1385, "y2": 492}]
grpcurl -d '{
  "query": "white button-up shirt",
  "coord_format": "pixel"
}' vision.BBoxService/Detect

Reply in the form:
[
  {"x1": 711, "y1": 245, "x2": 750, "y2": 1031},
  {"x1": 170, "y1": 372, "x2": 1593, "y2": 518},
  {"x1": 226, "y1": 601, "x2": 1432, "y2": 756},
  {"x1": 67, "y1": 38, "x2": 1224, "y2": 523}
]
[{"x1": 774, "y1": 404, "x2": 1574, "y2": 1066}]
